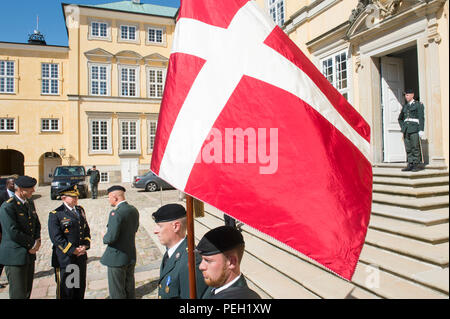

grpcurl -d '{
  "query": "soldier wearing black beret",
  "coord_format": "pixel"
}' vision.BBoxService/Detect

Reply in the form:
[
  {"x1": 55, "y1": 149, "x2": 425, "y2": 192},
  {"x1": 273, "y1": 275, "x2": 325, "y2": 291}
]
[
  {"x1": 48, "y1": 184, "x2": 91, "y2": 299},
  {"x1": 153, "y1": 203, "x2": 208, "y2": 299},
  {"x1": 197, "y1": 226, "x2": 261, "y2": 299},
  {"x1": 101, "y1": 185, "x2": 139, "y2": 299},
  {"x1": 0, "y1": 176, "x2": 41, "y2": 299},
  {"x1": 398, "y1": 88, "x2": 425, "y2": 172}
]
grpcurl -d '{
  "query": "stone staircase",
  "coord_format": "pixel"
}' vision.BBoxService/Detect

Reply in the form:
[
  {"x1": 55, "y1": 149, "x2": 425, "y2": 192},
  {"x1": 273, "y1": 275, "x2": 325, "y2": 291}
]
[{"x1": 193, "y1": 164, "x2": 449, "y2": 299}]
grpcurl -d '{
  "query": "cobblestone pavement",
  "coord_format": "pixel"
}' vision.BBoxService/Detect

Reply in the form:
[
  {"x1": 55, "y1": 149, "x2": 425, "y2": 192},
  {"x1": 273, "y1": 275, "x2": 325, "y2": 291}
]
[{"x1": 0, "y1": 183, "x2": 184, "y2": 299}]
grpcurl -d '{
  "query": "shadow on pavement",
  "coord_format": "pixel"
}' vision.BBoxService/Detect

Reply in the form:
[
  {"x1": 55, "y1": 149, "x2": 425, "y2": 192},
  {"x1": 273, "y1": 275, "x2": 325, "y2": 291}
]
[{"x1": 136, "y1": 279, "x2": 159, "y2": 299}]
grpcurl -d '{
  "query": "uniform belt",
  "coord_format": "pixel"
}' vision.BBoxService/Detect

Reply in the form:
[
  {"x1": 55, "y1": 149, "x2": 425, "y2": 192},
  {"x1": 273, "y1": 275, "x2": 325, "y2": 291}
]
[{"x1": 405, "y1": 118, "x2": 419, "y2": 123}]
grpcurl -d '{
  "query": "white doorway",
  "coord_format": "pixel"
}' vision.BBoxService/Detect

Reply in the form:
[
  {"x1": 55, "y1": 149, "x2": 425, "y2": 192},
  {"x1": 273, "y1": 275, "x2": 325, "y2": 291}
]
[
  {"x1": 120, "y1": 158, "x2": 138, "y2": 183},
  {"x1": 381, "y1": 56, "x2": 406, "y2": 162},
  {"x1": 43, "y1": 153, "x2": 62, "y2": 184}
]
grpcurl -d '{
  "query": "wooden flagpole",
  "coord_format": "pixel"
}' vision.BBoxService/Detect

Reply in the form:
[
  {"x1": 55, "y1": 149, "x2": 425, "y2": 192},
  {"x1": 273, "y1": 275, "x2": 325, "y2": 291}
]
[{"x1": 186, "y1": 195, "x2": 197, "y2": 299}]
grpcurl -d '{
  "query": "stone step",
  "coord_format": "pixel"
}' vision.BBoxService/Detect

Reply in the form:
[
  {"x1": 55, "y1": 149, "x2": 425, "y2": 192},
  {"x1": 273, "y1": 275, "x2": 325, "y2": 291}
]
[
  {"x1": 372, "y1": 184, "x2": 449, "y2": 198},
  {"x1": 200, "y1": 205, "x2": 447, "y2": 298},
  {"x1": 373, "y1": 163, "x2": 448, "y2": 171},
  {"x1": 360, "y1": 244, "x2": 449, "y2": 294},
  {"x1": 365, "y1": 229, "x2": 449, "y2": 267},
  {"x1": 369, "y1": 214, "x2": 449, "y2": 244},
  {"x1": 373, "y1": 167, "x2": 449, "y2": 179},
  {"x1": 371, "y1": 203, "x2": 449, "y2": 226},
  {"x1": 372, "y1": 193, "x2": 449, "y2": 210},
  {"x1": 373, "y1": 175, "x2": 449, "y2": 187}
]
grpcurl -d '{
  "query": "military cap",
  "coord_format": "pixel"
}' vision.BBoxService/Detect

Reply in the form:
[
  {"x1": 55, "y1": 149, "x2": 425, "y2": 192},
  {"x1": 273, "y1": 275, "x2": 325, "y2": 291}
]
[
  {"x1": 403, "y1": 88, "x2": 414, "y2": 94},
  {"x1": 15, "y1": 175, "x2": 37, "y2": 188},
  {"x1": 195, "y1": 226, "x2": 245, "y2": 256},
  {"x1": 59, "y1": 184, "x2": 80, "y2": 197},
  {"x1": 152, "y1": 203, "x2": 186, "y2": 223},
  {"x1": 107, "y1": 185, "x2": 126, "y2": 193}
]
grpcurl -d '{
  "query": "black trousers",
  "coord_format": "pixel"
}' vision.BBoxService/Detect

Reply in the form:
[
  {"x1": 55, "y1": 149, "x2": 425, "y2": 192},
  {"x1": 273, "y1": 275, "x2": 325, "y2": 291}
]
[{"x1": 54, "y1": 259, "x2": 87, "y2": 299}]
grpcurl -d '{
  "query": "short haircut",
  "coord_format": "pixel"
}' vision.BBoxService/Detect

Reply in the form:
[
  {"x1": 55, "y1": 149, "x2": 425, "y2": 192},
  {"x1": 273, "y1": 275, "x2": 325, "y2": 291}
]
[{"x1": 224, "y1": 243, "x2": 245, "y2": 264}]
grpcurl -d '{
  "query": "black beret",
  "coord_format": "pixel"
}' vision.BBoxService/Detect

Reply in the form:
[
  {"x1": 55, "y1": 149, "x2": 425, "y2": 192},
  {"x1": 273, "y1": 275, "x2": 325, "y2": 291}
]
[
  {"x1": 107, "y1": 185, "x2": 126, "y2": 193},
  {"x1": 404, "y1": 88, "x2": 414, "y2": 94},
  {"x1": 195, "y1": 226, "x2": 245, "y2": 256},
  {"x1": 152, "y1": 204, "x2": 186, "y2": 223},
  {"x1": 58, "y1": 184, "x2": 80, "y2": 197},
  {"x1": 15, "y1": 176, "x2": 37, "y2": 188}
]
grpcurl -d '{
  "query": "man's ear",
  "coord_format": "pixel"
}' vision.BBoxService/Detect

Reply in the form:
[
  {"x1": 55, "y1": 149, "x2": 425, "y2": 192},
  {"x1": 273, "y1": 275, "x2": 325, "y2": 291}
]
[
  {"x1": 227, "y1": 254, "x2": 238, "y2": 270},
  {"x1": 172, "y1": 220, "x2": 181, "y2": 232}
]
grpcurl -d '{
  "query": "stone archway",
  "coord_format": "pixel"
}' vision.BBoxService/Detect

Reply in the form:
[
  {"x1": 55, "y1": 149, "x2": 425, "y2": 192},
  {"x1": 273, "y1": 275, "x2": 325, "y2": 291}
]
[
  {"x1": 39, "y1": 152, "x2": 62, "y2": 185},
  {"x1": 0, "y1": 149, "x2": 25, "y2": 176}
]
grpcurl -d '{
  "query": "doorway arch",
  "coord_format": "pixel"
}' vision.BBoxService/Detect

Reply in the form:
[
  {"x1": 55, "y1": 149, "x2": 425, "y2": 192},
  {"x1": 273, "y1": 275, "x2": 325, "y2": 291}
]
[
  {"x1": 39, "y1": 152, "x2": 62, "y2": 185},
  {"x1": 0, "y1": 149, "x2": 24, "y2": 176}
]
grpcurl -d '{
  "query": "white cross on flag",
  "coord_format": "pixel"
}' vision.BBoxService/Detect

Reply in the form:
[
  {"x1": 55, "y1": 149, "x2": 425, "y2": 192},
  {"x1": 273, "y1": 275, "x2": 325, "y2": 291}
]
[{"x1": 151, "y1": 0, "x2": 372, "y2": 280}]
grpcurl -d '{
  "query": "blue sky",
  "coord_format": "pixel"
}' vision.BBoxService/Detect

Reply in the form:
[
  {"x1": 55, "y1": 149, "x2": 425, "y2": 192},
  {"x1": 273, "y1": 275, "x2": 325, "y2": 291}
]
[{"x1": 0, "y1": 0, "x2": 180, "y2": 46}]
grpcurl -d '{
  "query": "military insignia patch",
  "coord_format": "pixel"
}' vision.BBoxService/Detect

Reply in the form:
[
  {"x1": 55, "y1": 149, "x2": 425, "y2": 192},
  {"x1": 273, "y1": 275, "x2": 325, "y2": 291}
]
[
  {"x1": 165, "y1": 286, "x2": 170, "y2": 294},
  {"x1": 175, "y1": 252, "x2": 180, "y2": 259},
  {"x1": 64, "y1": 229, "x2": 69, "y2": 234}
]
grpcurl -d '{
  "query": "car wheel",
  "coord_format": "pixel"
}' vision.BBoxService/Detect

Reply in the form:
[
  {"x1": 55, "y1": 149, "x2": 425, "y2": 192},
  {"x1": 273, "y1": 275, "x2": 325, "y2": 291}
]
[{"x1": 146, "y1": 182, "x2": 158, "y2": 192}]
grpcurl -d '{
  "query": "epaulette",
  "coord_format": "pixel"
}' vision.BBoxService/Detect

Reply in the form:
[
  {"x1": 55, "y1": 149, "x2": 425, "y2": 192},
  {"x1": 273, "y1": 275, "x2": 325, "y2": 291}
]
[
  {"x1": 6, "y1": 197, "x2": 14, "y2": 203},
  {"x1": 50, "y1": 210, "x2": 57, "y2": 214},
  {"x1": 54, "y1": 205, "x2": 65, "y2": 212}
]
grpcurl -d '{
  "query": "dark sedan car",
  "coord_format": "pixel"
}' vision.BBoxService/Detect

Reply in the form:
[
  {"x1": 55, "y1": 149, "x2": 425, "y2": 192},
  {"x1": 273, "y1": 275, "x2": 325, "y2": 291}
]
[
  {"x1": 132, "y1": 171, "x2": 174, "y2": 192},
  {"x1": 50, "y1": 166, "x2": 88, "y2": 199}
]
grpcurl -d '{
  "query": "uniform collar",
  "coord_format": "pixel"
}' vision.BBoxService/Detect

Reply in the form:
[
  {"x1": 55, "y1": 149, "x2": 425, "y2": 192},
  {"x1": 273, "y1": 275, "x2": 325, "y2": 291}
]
[
  {"x1": 167, "y1": 237, "x2": 185, "y2": 258},
  {"x1": 15, "y1": 194, "x2": 26, "y2": 204},
  {"x1": 115, "y1": 200, "x2": 127, "y2": 208},
  {"x1": 7, "y1": 189, "x2": 15, "y2": 198},
  {"x1": 64, "y1": 202, "x2": 76, "y2": 211},
  {"x1": 214, "y1": 274, "x2": 242, "y2": 295}
]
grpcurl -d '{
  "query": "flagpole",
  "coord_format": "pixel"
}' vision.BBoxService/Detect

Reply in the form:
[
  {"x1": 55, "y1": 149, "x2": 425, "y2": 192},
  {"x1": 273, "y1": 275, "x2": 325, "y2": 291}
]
[{"x1": 186, "y1": 195, "x2": 197, "y2": 299}]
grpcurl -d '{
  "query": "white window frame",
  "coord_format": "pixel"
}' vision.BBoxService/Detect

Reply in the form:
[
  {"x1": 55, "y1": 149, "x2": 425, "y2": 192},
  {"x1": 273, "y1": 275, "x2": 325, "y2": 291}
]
[
  {"x1": 100, "y1": 172, "x2": 109, "y2": 183},
  {"x1": 0, "y1": 60, "x2": 15, "y2": 94},
  {"x1": 119, "y1": 118, "x2": 141, "y2": 154},
  {"x1": 147, "y1": 67, "x2": 166, "y2": 99},
  {"x1": 41, "y1": 118, "x2": 60, "y2": 132},
  {"x1": 146, "y1": 25, "x2": 166, "y2": 46},
  {"x1": 0, "y1": 118, "x2": 15, "y2": 132},
  {"x1": 268, "y1": 0, "x2": 285, "y2": 27},
  {"x1": 88, "y1": 63, "x2": 111, "y2": 96},
  {"x1": 147, "y1": 118, "x2": 157, "y2": 153},
  {"x1": 320, "y1": 49, "x2": 351, "y2": 102},
  {"x1": 88, "y1": 20, "x2": 111, "y2": 41},
  {"x1": 118, "y1": 65, "x2": 140, "y2": 97},
  {"x1": 118, "y1": 23, "x2": 139, "y2": 43},
  {"x1": 88, "y1": 117, "x2": 112, "y2": 154},
  {"x1": 41, "y1": 63, "x2": 59, "y2": 95}
]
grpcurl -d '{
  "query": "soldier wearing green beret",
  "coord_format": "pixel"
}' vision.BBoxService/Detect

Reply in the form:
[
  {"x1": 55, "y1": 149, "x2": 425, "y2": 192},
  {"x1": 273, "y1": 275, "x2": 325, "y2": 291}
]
[
  {"x1": 197, "y1": 226, "x2": 260, "y2": 299},
  {"x1": 398, "y1": 88, "x2": 425, "y2": 172},
  {"x1": 153, "y1": 203, "x2": 208, "y2": 299},
  {"x1": 101, "y1": 185, "x2": 139, "y2": 299},
  {"x1": 0, "y1": 176, "x2": 41, "y2": 299}
]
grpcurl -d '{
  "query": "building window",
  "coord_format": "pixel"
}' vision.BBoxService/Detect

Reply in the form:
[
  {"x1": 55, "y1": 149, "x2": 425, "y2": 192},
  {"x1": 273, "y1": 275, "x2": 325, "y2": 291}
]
[
  {"x1": 42, "y1": 63, "x2": 59, "y2": 95},
  {"x1": 100, "y1": 172, "x2": 109, "y2": 183},
  {"x1": 321, "y1": 50, "x2": 349, "y2": 100},
  {"x1": 149, "y1": 120, "x2": 157, "y2": 152},
  {"x1": 41, "y1": 119, "x2": 60, "y2": 132},
  {"x1": 89, "y1": 64, "x2": 110, "y2": 96},
  {"x1": 148, "y1": 27, "x2": 163, "y2": 44},
  {"x1": 0, "y1": 60, "x2": 15, "y2": 93},
  {"x1": 119, "y1": 66, "x2": 139, "y2": 97},
  {"x1": 91, "y1": 21, "x2": 108, "y2": 38},
  {"x1": 148, "y1": 68, "x2": 165, "y2": 98},
  {"x1": 268, "y1": 0, "x2": 285, "y2": 27},
  {"x1": 120, "y1": 120, "x2": 139, "y2": 152},
  {"x1": 0, "y1": 118, "x2": 15, "y2": 132},
  {"x1": 120, "y1": 25, "x2": 136, "y2": 41},
  {"x1": 90, "y1": 119, "x2": 109, "y2": 152}
]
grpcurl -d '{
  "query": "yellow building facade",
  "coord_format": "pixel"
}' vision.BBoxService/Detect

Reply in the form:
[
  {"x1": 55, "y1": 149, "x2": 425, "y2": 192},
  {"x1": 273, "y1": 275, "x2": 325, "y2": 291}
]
[
  {"x1": 1, "y1": 0, "x2": 449, "y2": 185},
  {"x1": 0, "y1": 1, "x2": 176, "y2": 184}
]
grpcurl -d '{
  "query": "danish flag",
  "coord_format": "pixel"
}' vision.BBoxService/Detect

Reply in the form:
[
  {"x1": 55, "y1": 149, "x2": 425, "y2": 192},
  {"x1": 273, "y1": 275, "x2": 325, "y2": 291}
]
[{"x1": 151, "y1": 0, "x2": 372, "y2": 280}]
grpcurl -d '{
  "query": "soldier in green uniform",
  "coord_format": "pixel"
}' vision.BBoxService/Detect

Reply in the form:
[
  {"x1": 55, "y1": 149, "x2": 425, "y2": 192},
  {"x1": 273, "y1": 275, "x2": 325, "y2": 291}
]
[
  {"x1": 48, "y1": 184, "x2": 91, "y2": 299},
  {"x1": 0, "y1": 176, "x2": 41, "y2": 299},
  {"x1": 153, "y1": 204, "x2": 208, "y2": 299},
  {"x1": 196, "y1": 226, "x2": 261, "y2": 299},
  {"x1": 86, "y1": 166, "x2": 100, "y2": 199},
  {"x1": 100, "y1": 185, "x2": 139, "y2": 299},
  {"x1": 398, "y1": 88, "x2": 425, "y2": 172}
]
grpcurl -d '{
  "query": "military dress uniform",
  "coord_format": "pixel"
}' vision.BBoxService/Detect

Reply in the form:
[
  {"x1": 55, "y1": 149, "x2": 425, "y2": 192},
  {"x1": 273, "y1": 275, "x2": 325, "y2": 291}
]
[
  {"x1": 101, "y1": 185, "x2": 139, "y2": 299},
  {"x1": 398, "y1": 94, "x2": 425, "y2": 171},
  {"x1": 0, "y1": 176, "x2": 41, "y2": 299},
  {"x1": 48, "y1": 185, "x2": 91, "y2": 299},
  {"x1": 153, "y1": 204, "x2": 208, "y2": 299}
]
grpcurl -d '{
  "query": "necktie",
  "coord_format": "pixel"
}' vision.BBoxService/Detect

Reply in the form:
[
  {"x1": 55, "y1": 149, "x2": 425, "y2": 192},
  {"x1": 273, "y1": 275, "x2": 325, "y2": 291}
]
[{"x1": 162, "y1": 251, "x2": 169, "y2": 268}]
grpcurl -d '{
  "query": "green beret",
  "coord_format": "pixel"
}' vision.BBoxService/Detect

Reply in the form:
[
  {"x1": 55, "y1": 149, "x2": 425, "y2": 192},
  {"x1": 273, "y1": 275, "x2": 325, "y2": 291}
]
[{"x1": 195, "y1": 226, "x2": 244, "y2": 256}]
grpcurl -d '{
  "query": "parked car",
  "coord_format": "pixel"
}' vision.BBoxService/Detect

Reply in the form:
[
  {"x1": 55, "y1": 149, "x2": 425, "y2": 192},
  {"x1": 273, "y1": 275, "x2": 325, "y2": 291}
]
[
  {"x1": 50, "y1": 166, "x2": 88, "y2": 200},
  {"x1": 132, "y1": 171, "x2": 174, "y2": 192}
]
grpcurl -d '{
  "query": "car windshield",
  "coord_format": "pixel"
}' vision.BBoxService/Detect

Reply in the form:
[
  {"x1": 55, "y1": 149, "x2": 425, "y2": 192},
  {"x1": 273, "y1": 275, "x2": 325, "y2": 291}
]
[{"x1": 54, "y1": 166, "x2": 85, "y2": 177}]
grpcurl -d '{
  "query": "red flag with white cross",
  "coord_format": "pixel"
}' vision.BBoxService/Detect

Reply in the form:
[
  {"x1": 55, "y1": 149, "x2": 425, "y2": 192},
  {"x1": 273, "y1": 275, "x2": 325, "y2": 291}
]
[{"x1": 151, "y1": 0, "x2": 372, "y2": 280}]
